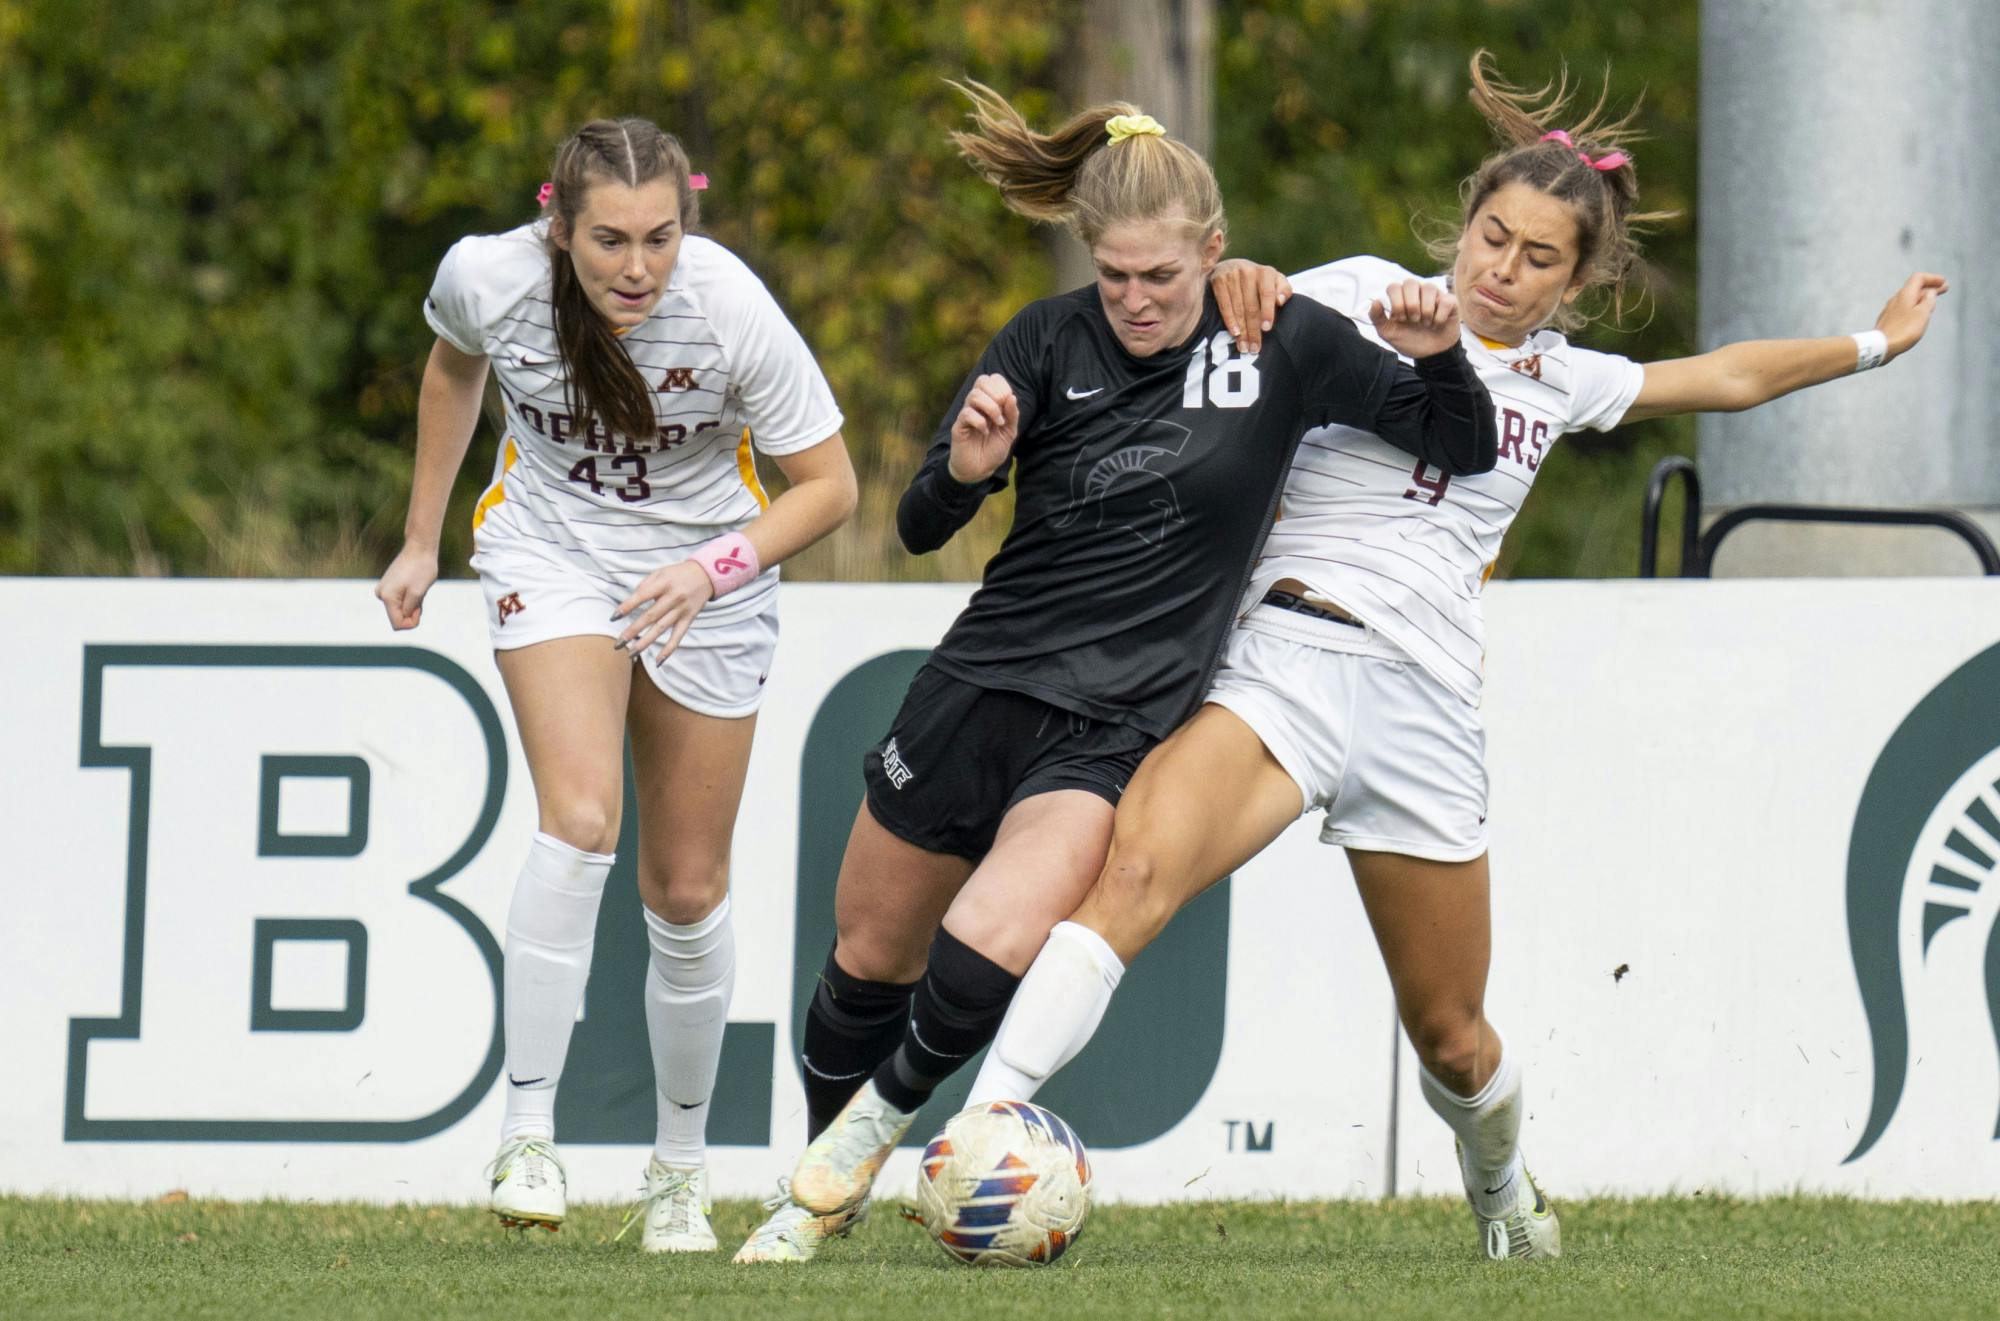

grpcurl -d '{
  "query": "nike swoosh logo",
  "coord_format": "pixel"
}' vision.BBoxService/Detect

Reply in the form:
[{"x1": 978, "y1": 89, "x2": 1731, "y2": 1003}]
[
  {"x1": 507, "y1": 1074, "x2": 548, "y2": 1088},
  {"x1": 1066, "y1": 386, "x2": 1103, "y2": 400},
  {"x1": 672, "y1": 1100, "x2": 706, "y2": 1111},
  {"x1": 1483, "y1": 1183, "x2": 1507, "y2": 1196}
]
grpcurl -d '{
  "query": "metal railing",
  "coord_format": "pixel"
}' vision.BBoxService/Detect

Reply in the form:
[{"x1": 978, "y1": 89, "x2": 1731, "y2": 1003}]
[
  {"x1": 1639, "y1": 456, "x2": 1701, "y2": 578},
  {"x1": 1638, "y1": 457, "x2": 2000, "y2": 578}
]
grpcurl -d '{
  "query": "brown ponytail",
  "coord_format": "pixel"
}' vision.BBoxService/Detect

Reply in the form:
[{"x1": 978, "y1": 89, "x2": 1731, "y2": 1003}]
[
  {"x1": 1432, "y1": 51, "x2": 1677, "y2": 332},
  {"x1": 541, "y1": 118, "x2": 700, "y2": 445},
  {"x1": 948, "y1": 80, "x2": 1225, "y2": 249}
]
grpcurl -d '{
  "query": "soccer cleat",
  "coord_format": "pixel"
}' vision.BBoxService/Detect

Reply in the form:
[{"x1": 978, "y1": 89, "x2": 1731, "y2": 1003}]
[
  {"x1": 486, "y1": 1136, "x2": 566, "y2": 1231},
  {"x1": 787, "y1": 1079, "x2": 917, "y2": 1214},
  {"x1": 731, "y1": 1181, "x2": 867, "y2": 1264},
  {"x1": 613, "y1": 1160, "x2": 717, "y2": 1253},
  {"x1": 1478, "y1": 1166, "x2": 1561, "y2": 1260}
]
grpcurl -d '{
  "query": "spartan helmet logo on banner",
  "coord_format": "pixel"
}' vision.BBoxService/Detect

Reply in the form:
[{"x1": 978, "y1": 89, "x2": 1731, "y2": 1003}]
[{"x1": 1845, "y1": 640, "x2": 2000, "y2": 1163}]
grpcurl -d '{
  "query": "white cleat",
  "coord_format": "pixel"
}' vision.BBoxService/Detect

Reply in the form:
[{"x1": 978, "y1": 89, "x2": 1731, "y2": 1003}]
[
  {"x1": 788, "y1": 1079, "x2": 916, "y2": 1215},
  {"x1": 486, "y1": 1136, "x2": 566, "y2": 1232},
  {"x1": 1479, "y1": 1166, "x2": 1561, "y2": 1260},
  {"x1": 732, "y1": 1181, "x2": 867, "y2": 1264},
  {"x1": 616, "y1": 1160, "x2": 716, "y2": 1253}
]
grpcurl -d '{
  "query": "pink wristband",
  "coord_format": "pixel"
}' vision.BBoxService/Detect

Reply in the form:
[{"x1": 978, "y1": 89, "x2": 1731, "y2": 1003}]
[{"x1": 691, "y1": 533, "x2": 761, "y2": 598}]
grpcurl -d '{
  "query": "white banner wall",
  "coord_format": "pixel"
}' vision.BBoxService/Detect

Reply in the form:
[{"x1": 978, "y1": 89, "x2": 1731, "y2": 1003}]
[{"x1": 4, "y1": 578, "x2": 1999, "y2": 1204}]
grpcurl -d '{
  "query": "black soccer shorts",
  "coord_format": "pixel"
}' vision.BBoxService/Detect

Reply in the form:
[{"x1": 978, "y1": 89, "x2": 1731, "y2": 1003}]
[{"x1": 860, "y1": 664, "x2": 1156, "y2": 861}]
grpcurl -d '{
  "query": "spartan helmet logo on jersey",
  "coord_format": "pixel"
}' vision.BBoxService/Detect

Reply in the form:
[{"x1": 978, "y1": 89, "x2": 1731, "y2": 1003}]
[
  {"x1": 1051, "y1": 419, "x2": 1192, "y2": 548},
  {"x1": 1845, "y1": 640, "x2": 2000, "y2": 1163}
]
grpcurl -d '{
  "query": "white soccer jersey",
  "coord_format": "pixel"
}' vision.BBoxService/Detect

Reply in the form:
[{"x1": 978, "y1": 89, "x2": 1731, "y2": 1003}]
[
  {"x1": 424, "y1": 224, "x2": 843, "y2": 624},
  {"x1": 1245, "y1": 256, "x2": 1644, "y2": 705}
]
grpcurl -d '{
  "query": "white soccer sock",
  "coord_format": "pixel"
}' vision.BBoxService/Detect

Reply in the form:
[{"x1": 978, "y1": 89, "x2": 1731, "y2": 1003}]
[
  {"x1": 1418, "y1": 1037, "x2": 1526, "y2": 1220},
  {"x1": 500, "y1": 831, "x2": 615, "y2": 1144},
  {"x1": 966, "y1": 920, "x2": 1124, "y2": 1106},
  {"x1": 644, "y1": 894, "x2": 736, "y2": 1167}
]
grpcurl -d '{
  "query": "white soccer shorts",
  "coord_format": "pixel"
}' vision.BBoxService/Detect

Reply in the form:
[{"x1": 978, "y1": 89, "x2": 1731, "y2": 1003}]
[
  {"x1": 471, "y1": 534, "x2": 777, "y2": 720},
  {"x1": 1205, "y1": 601, "x2": 1488, "y2": 861}
]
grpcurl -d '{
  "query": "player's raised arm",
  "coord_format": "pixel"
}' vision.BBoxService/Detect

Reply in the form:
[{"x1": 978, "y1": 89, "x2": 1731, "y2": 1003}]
[
  {"x1": 897, "y1": 364, "x2": 1031, "y2": 555},
  {"x1": 1287, "y1": 284, "x2": 1498, "y2": 477},
  {"x1": 1622, "y1": 273, "x2": 1947, "y2": 423},
  {"x1": 948, "y1": 374, "x2": 1022, "y2": 484},
  {"x1": 1367, "y1": 284, "x2": 1498, "y2": 476}
]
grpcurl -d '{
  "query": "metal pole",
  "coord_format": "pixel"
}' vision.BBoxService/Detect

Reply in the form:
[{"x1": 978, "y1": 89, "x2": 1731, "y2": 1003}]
[
  {"x1": 1053, "y1": 0, "x2": 1215, "y2": 292},
  {"x1": 1698, "y1": 0, "x2": 2000, "y2": 575},
  {"x1": 1384, "y1": 1012, "x2": 1401, "y2": 1198}
]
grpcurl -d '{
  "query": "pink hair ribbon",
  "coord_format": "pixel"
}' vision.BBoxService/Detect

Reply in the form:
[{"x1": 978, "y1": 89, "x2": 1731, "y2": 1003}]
[
  {"x1": 689, "y1": 173, "x2": 709, "y2": 190},
  {"x1": 1541, "y1": 130, "x2": 1629, "y2": 172}
]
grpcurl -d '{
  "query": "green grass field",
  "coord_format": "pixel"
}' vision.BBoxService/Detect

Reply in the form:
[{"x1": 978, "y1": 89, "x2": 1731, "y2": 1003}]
[{"x1": 3, "y1": 1195, "x2": 1994, "y2": 1321}]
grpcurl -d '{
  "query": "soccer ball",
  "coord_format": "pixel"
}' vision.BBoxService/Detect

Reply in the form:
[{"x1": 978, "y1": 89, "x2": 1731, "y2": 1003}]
[{"x1": 913, "y1": 1100, "x2": 1092, "y2": 1267}]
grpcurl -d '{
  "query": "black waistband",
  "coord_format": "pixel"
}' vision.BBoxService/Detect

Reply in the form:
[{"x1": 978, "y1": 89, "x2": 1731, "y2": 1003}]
[{"x1": 1261, "y1": 589, "x2": 1361, "y2": 627}]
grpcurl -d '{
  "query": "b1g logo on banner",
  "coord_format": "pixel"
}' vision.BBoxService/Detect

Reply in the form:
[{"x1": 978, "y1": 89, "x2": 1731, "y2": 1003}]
[
  {"x1": 67, "y1": 646, "x2": 508, "y2": 1139},
  {"x1": 66, "y1": 643, "x2": 1228, "y2": 1148}
]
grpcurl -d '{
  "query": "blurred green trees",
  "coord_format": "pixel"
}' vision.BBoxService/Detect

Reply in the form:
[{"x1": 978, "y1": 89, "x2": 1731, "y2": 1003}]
[{"x1": 0, "y1": 0, "x2": 1698, "y2": 581}]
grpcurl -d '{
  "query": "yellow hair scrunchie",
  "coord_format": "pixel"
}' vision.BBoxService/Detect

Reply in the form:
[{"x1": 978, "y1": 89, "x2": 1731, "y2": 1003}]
[{"x1": 1105, "y1": 113, "x2": 1166, "y2": 144}]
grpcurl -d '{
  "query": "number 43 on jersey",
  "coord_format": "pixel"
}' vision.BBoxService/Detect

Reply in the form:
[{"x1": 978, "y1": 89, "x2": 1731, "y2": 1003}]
[{"x1": 1183, "y1": 331, "x2": 1260, "y2": 409}]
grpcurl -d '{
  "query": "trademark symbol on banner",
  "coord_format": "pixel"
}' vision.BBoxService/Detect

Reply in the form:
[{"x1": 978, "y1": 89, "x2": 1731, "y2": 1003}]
[{"x1": 1223, "y1": 1119, "x2": 1273, "y2": 1152}]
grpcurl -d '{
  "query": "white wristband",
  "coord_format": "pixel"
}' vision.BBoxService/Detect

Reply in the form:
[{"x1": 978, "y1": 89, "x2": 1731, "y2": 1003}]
[{"x1": 1851, "y1": 329, "x2": 1888, "y2": 372}]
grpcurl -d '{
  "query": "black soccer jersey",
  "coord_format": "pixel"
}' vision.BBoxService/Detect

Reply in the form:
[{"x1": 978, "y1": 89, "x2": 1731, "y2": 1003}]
[{"x1": 898, "y1": 286, "x2": 1495, "y2": 740}]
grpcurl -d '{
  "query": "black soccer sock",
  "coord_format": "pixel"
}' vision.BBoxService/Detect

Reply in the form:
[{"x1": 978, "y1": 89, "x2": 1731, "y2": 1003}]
[
  {"x1": 872, "y1": 927, "x2": 1022, "y2": 1114},
  {"x1": 800, "y1": 947, "x2": 919, "y2": 1140}
]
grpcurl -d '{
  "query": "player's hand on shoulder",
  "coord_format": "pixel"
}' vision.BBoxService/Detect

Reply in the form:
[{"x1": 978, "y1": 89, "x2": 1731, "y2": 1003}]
[
  {"x1": 1877, "y1": 272, "x2": 1949, "y2": 361},
  {"x1": 948, "y1": 372, "x2": 1019, "y2": 484},
  {"x1": 1209, "y1": 259, "x2": 1290, "y2": 353},
  {"x1": 375, "y1": 544, "x2": 439, "y2": 631},
  {"x1": 615, "y1": 560, "x2": 714, "y2": 668},
  {"x1": 1369, "y1": 279, "x2": 1462, "y2": 361}
]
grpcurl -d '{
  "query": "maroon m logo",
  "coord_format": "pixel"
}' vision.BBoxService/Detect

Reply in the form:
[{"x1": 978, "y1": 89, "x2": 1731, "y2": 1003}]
[{"x1": 658, "y1": 368, "x2": 698, "y2": 392}]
